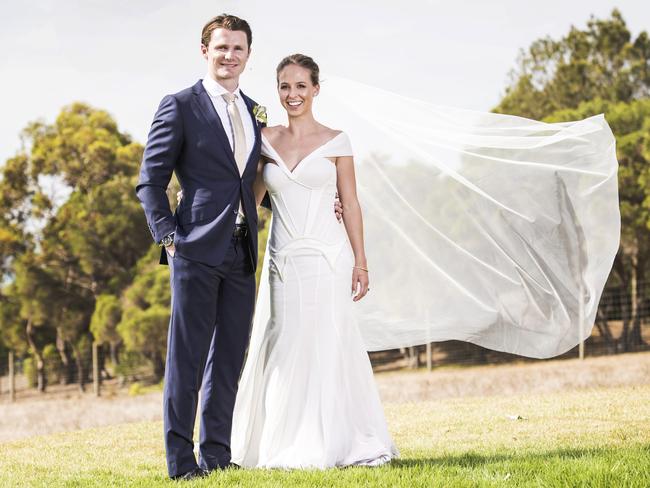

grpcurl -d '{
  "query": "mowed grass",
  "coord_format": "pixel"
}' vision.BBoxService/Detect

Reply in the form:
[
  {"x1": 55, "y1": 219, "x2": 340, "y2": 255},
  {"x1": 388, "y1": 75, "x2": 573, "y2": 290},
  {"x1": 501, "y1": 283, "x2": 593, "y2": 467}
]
[{"x1": 1, "y1": 385, "x2": 648, "y2": 487}]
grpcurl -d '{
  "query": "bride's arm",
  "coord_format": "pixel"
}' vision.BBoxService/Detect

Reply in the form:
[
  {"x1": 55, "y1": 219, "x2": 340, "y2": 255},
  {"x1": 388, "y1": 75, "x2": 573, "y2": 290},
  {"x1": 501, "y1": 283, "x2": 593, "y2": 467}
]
[{"x1": 336, "y1": 156, "x2": 369, "y2": 302}]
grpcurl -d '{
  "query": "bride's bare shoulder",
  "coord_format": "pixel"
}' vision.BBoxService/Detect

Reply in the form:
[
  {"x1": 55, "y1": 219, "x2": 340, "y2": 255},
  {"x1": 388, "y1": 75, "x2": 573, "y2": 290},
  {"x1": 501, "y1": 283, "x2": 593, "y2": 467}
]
[
  {"x1": 318, "y1": 125, "x2": 344, "y2": 140},
  {"x1": 261, "y1": 125, "x2": 286, "y2": 140}
]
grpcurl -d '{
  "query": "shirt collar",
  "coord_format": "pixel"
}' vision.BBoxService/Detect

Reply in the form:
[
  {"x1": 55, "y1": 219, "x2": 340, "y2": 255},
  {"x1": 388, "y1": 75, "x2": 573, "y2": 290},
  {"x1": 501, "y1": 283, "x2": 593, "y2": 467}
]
[{"x1": 202, "y1": 74, "x2": 242, "y2": 100}]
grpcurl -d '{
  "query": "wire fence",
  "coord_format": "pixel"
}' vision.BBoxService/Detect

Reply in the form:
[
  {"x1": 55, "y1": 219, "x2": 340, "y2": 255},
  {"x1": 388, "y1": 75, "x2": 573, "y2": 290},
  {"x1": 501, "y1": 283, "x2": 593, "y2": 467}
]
[{"x1": 1, "y1": 283, "x2": 649, "y2": 402}]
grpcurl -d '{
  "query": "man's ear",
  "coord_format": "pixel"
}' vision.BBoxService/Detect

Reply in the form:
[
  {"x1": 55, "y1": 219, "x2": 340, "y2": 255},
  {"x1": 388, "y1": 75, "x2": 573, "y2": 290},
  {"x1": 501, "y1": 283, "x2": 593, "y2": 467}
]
[{"x1": 200, "y1": 43, "x2": 208, "y2": 59}]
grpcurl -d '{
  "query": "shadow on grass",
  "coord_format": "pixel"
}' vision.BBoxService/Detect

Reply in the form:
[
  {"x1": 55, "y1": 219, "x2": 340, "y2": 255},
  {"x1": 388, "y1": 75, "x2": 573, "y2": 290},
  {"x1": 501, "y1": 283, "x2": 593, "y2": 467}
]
[{"x1": 391, "y1": 443, "x2": 650, "y2": 470}]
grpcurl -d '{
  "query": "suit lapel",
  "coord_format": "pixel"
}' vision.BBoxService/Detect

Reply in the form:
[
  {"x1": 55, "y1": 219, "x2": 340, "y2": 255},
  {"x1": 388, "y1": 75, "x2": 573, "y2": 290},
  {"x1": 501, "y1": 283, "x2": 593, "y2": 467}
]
[
  {"x1": 239, "y1": 90, "x2": 261, "y2": 175},
  {"x1": 192, "y1": 81, "x2": 239, "y2": 173}
]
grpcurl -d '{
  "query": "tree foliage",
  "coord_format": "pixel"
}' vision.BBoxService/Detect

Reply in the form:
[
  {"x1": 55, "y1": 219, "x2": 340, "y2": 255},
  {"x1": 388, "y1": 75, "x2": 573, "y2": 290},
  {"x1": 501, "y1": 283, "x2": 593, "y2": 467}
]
[
  {"x1": 0, "y1": 102, "x2": 153, "y2": 389},
  {"x1": 496, "y1": 9, "x2": 650, "y2": 119},
  {"x1": 117, "y1": 246, "x2": 171, "y2": 379}
]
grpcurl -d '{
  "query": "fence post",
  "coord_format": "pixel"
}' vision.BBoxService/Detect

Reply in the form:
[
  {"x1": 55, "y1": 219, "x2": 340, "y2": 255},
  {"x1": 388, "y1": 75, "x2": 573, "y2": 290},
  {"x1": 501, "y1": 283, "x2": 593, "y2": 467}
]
[
  {"x1": 425, "y1": 311, "x2": 433, "y2": 371},
  {"x1": 9, "y1": 350, "x2": 15, "y2": 402},
  {"x1": 579, "y1": 282, "x2": 585, "y2": 360},
  {"x1": 92, "y1": 342, "x2": 100, "y2": 397}
]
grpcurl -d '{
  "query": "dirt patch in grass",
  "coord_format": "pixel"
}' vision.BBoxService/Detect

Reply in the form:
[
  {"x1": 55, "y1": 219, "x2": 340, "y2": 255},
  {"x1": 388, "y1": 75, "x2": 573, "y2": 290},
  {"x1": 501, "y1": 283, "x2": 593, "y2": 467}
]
[
  {"x1": 376, "y1": 351, "x2": 650, "y2": 403},
  {"x1": 1, "y1": 351, "x2": 648, "y2": 443}
]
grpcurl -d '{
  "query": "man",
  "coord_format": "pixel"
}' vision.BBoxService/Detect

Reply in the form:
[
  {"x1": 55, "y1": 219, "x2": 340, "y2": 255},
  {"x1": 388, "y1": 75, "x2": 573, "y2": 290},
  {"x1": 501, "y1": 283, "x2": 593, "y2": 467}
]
[
  {"x1": 137, "y1": 14, "x2": 341, "y2": 480},
  {"x1": 137, "y1": 14, "x2": 262, "y2": 480}
]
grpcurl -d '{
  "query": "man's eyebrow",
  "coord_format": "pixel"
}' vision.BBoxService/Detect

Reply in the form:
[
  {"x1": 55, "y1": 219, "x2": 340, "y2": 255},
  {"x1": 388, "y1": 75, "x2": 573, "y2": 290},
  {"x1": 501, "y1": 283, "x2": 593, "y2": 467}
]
[{"x1": 214, "y1": 42, "x2": 245, "y2": 48}]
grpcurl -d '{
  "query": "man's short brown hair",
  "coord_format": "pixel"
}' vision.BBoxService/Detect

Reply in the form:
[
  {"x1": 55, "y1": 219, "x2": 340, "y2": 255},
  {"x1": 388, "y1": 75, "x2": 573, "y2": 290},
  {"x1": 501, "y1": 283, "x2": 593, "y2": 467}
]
[{"x1": 201, "y1": 14, "x2": 252, "y2": 49}]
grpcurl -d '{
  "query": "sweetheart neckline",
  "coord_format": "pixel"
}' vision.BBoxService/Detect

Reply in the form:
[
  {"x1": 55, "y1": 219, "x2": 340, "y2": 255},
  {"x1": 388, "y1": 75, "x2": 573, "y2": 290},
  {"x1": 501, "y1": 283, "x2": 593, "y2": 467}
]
[{"x1": 261, "y1": 132, "x2": 344, "y2": 176}]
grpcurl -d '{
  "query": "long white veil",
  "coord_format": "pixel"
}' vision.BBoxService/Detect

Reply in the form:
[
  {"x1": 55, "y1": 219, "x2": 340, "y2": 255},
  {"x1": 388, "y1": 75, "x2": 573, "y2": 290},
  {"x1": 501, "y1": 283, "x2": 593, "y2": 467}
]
[{"x1": 252, "y1": 76, "x2": 620, "y2": 359}]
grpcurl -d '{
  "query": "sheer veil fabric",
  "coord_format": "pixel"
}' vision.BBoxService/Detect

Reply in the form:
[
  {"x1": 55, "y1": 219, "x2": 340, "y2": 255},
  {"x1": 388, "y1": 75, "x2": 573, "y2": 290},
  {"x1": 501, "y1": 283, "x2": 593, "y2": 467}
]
[{"x1": 253, "y1": 76, "x2": 620, "y2": 360}]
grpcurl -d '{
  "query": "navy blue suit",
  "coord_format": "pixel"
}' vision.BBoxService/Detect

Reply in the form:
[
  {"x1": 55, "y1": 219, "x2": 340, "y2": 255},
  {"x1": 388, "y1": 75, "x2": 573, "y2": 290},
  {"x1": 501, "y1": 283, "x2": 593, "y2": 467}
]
[{"x1": 136, "y1": 80, "x2": 262, "y2": 477}]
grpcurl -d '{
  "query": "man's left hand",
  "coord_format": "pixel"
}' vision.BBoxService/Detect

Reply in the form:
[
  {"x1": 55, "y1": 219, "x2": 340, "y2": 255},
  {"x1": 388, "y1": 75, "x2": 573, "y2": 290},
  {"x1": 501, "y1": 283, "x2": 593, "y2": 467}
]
[{"x1": 334, "y1": 195, "x2": 343, "y2": 222}]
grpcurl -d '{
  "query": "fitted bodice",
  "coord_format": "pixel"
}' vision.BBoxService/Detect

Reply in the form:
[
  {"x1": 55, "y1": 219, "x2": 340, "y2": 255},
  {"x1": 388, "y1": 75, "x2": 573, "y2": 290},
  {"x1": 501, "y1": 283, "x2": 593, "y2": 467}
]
[{"x1": 261, "y1": 132, "x2": 354, "y2": 279}]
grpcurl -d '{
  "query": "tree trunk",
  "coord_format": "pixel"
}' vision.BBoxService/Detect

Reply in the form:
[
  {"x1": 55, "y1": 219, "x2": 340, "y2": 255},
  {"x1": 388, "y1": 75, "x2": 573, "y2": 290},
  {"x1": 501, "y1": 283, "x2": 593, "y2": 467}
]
[
  {"x1": 55, "y1": 328, "x2": 74, "y2": 385},
  {"x1": 622, "y1": 253, "x2": 647, "y2": 350},
  {"x1": 95, "y1": 343, "x2": 110, "y2": 380},
  {"x1": 9, "y1": 350, "x2": 16, "y2": 402},
  {"x1": 109, "y1": 341, "x2": 119, "y2": 366},
  {"x1": 621, "y1": 319, "x2": 630, "y2": 352},
  {"x1": 153, "y1": 353, "x2": 166, "y2": 382},
  {"x1": 630, "y1": 318, "x2": 645, "y2": 346},
  {"x1": 611, "y1": 252, "x2": 628, "y2": 353},
  {"x1": 25, "y1": 317, "x2": 46, "y2": 392},
  {"x1": 71, "y1": 344, "x2": 86, "y2": 393},
  {"x1": 629, "y1": 264, "x2": 646, "y2": 347},
  {"x1": 595, "y1": 307, "x2": 614, "y2": 347},
  {"x1": 93, "y1": 342, "x2": 101, "y2": 397},
  {"x1": 474, "y1": 345, "x2": 488, "y2": 364},
  {"x1": 621, "y1": 254, "x2": 639, "y2": 352}
]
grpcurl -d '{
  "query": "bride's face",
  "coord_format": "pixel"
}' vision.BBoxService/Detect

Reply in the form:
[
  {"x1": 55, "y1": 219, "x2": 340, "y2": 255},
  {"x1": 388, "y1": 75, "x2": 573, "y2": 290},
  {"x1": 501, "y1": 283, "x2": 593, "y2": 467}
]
[{"x1": 277, "y1": 65, "x2": 319, "y2": 117}]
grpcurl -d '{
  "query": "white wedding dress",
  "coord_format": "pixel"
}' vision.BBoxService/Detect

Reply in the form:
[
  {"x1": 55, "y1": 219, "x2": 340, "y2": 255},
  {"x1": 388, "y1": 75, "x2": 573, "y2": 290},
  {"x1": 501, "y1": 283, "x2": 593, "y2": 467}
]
[{"x1": 230, "y1": 132, "x2": 398, "y2": 468}]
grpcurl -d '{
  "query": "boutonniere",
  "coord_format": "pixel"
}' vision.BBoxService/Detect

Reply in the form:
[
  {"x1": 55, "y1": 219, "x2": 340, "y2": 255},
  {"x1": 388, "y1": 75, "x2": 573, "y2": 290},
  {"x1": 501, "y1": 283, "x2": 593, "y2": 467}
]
[{"x1": 253, "y1": 104, "x2": 267, "y2": 124}]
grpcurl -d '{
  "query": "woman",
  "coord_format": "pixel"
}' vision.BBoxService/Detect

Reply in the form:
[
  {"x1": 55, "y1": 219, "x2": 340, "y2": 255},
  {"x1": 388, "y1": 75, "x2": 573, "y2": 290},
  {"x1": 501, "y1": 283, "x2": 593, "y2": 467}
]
[
  {"x1": 230, "y1": 54, "x2": 398, "y2": 468},
  {"x1": 231, "y1": 52, "x2": 619, "y2": 468}
]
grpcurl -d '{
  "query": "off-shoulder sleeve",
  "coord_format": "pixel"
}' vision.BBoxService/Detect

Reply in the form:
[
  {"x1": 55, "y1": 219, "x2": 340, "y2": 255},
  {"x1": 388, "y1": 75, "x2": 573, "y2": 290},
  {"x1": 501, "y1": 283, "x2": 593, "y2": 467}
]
[{"x1": 322, "y1": 131, "x2": 353, "y2": 158}]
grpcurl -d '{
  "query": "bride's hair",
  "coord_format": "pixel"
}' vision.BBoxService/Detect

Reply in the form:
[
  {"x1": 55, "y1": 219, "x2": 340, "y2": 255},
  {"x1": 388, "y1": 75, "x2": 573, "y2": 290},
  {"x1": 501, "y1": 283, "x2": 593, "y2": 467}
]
[{"x1": 276, "y1": 54, "x2": 320, "y2": 86}]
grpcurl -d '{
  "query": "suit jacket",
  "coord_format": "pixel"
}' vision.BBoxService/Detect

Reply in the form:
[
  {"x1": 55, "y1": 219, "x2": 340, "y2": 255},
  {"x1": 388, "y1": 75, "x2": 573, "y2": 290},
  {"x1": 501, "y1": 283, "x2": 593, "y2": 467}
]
[{"x1": 136, "y1": 80, "x2": 263, "y2": 269}]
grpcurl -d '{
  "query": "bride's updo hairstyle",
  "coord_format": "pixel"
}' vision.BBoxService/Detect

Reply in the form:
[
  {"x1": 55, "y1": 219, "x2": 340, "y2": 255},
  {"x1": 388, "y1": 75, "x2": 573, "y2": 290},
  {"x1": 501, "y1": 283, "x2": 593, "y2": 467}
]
[{"x1": 276, "y1": 54, "x2": 320, "y2": 86}]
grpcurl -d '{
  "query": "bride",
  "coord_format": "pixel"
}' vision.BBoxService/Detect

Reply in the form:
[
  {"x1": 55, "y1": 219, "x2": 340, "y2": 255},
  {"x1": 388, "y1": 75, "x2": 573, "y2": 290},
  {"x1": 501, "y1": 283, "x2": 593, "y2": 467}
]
[
  {"x1": 230, "y1": 52, "x2": 619, "y2": 467},
  {"x1": 230, "y1": 54, "x2": 398, "y2": 468}
]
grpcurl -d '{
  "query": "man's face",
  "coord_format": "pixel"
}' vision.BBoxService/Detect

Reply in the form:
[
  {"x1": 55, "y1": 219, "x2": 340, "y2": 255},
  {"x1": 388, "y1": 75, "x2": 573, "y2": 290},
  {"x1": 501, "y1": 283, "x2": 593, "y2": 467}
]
[{"x1": 201, "y1": 28, "x2": 250, "y2": 84}]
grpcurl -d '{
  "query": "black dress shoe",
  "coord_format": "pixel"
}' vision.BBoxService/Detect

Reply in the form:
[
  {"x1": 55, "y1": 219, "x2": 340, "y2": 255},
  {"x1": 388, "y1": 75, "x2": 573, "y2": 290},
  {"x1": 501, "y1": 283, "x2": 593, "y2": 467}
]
[
  {"x1": 206, "y1": 462, "x2": 240, "y2": 472},
  {"x1": 171, "y1": 467, "x2": 208, "y2": 481}
]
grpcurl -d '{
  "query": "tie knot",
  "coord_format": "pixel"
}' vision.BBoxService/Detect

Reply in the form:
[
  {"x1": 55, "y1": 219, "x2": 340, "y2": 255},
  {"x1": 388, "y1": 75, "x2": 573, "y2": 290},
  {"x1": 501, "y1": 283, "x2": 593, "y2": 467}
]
[{"x1": 222, "y1": 93, "x2": 237, "y2": 104}]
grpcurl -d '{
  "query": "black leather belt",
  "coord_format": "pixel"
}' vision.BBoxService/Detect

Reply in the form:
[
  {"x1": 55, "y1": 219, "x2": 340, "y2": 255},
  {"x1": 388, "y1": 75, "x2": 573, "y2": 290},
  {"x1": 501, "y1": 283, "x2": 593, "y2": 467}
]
[{"x1": 233, "y1": 223, "x2": 248, "y2": 238}]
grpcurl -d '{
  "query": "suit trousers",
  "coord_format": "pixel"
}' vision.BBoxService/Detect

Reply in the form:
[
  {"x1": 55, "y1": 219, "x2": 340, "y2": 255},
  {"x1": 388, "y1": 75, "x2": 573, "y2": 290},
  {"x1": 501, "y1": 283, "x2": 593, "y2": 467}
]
[{"x1": 163, "y1": 235, "x2": 255, "y2": 477}]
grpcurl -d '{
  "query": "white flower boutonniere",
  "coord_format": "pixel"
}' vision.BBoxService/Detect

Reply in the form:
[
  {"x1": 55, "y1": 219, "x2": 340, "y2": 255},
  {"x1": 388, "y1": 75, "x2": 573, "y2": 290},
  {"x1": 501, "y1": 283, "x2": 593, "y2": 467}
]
[{"x1": 253, "y1": 104, "x2": 268, "y2": 125}]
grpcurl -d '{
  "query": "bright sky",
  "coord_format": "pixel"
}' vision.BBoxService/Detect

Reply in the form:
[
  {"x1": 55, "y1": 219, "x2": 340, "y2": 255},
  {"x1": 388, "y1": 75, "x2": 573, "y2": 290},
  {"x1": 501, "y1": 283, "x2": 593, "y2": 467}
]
[{"x1": 1, "y1": 0, "x2": 648, "y2": 164}]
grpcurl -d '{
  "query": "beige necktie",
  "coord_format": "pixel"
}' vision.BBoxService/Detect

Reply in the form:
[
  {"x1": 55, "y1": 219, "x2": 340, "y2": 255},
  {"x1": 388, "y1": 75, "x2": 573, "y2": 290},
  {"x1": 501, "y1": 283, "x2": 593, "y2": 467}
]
[
  {"x1": 222, "y1": 93, "x2": 247, "y2": 222},
  {"x1": 222, "y1": 93, "x2": 247, "y2": 175}
]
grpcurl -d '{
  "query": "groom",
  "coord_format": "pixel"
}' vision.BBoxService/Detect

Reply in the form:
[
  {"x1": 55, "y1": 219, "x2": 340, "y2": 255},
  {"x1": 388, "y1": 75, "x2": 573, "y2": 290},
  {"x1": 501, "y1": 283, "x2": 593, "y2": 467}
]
[
  {"x1": 138, "y1": 13, "x2": 344, "y2": 480},
  {"x1": 136, "y1": 14, "x2": 264, "y2": 480}
]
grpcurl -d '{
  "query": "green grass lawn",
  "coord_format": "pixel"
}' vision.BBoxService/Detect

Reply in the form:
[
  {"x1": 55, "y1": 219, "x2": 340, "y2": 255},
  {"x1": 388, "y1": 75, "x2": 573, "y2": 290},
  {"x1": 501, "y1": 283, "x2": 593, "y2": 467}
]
[{"x1": 1, "y1": 385, "x2": 648, "y2": 487}]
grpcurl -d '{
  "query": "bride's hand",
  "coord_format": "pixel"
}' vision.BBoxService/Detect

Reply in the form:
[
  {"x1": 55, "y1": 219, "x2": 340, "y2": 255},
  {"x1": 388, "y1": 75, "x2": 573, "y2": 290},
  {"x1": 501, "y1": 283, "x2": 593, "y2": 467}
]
[{"x1": 351, "y1": 266, "x2": 369, "y2": 302}]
